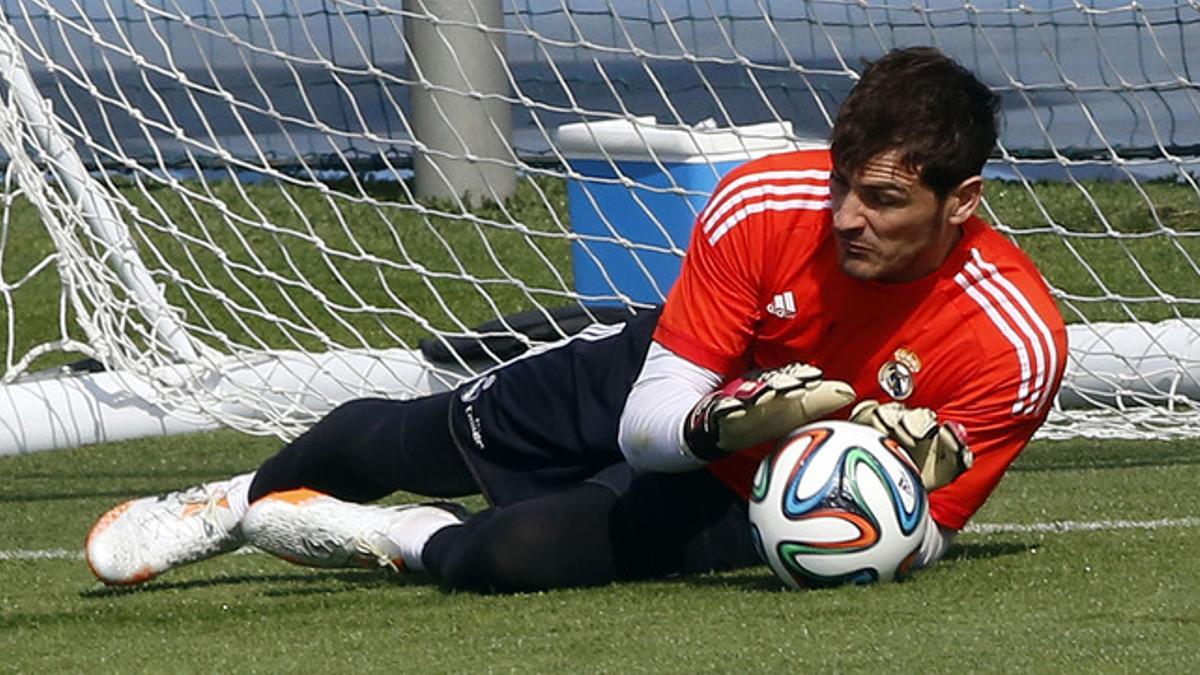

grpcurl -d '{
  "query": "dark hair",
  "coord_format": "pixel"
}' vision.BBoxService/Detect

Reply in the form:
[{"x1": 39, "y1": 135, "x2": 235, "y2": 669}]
[{"x1": 829, "y1": 46, "x2": 1000, "y2": 198}]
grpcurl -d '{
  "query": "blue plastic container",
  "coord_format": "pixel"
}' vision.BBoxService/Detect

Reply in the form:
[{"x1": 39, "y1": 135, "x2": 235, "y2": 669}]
[
  {"x1": 557, "y1": 118, "x2": 806, "y2": 305},
  {"x1": 565, "y1": 157, "x2": 740, "y2": 305}
]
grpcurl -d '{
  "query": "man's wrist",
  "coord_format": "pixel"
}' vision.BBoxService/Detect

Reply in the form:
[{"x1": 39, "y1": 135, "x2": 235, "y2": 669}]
[{"x1": 681, "y1": 391, "x2": 728, "y2": 461}]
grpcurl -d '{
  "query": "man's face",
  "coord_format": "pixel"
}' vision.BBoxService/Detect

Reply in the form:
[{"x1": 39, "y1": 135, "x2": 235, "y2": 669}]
[{"x1": 829, "y1": 150, "x2": 965, "y2": 283}]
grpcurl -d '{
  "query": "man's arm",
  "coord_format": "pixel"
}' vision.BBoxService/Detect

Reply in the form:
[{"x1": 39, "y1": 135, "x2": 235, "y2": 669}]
[
  {"x1": 619, "y1": 343, "x2": 855, "y2": 472},
  {"x1": 618, "y1": 342, "x2": 721, "y2": 472}
]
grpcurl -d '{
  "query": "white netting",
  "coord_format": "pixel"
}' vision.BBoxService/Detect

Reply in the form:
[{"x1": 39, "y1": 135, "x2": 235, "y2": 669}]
[{"x1": 0, "y1": 0, "x2": 1197, "y2": 447}]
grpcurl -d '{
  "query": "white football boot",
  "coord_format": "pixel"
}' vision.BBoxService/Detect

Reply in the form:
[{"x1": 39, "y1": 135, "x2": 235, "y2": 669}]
[
  {"x1": 85, "y1": 480, "x2": 245, "y2": 585},
  {"x1": 242, "y1": 489, "x2": 466, "y2": 572}
]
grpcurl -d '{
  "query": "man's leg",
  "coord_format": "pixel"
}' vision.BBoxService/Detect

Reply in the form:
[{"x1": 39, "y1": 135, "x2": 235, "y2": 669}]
[
  {"x1": 248, "y1": 392, "x2": 479, "y2": 503},
  {"x1": 89, "y1": 309, "x2": 660, "y2": 586},
  {"x1": 421, "y1": 467, "x2": 761, "y2": 593}
]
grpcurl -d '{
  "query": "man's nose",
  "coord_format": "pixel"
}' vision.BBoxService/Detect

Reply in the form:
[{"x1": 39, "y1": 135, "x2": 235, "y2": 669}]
[{"x1": 832, "y1": 192, "x2": 866, "y2": 232}]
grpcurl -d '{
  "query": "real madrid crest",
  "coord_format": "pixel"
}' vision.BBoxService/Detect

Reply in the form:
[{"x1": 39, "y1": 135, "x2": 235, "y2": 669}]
[{"x1": 877, "y1": 347, "x2": 921, "y2": 401}]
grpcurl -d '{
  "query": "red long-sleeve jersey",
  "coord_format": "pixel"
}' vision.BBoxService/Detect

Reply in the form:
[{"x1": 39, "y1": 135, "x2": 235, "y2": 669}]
[{"x1": 654, "y1": 149, "x2": 1067, "y2": 530}]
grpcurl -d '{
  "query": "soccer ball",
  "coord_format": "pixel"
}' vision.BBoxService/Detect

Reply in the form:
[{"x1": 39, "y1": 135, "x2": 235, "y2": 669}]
[{"x1": 748, "y1": 420, "x2": 928, "y2": 589}]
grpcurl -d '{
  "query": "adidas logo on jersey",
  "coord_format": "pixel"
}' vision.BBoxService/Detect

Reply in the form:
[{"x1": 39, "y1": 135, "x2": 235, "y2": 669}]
[{"x1": 766, "y1": 291, "x2": 796, "y2": 319}]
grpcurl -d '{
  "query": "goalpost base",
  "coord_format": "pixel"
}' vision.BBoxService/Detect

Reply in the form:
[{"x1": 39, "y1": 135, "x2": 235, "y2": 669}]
[{"x1": 0, "y1": 350, "x2": 469, "y2": 457}]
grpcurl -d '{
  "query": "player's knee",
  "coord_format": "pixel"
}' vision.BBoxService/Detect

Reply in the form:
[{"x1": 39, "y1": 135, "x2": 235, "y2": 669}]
[
  {"x1": 297, "y1": 399, "x2": 397, "y2": 464},
  {"x1": 253, "y1": 399, "x2": 390, "y2": 496},
  {"x1": 317, "y1": 399, "x2": 386, "y2": 436}
]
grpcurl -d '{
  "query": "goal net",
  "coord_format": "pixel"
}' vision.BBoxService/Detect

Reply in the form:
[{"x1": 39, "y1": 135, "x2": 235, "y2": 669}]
[{"x1": 0, "y1": 0, "x2": 1197, "y2": 454}]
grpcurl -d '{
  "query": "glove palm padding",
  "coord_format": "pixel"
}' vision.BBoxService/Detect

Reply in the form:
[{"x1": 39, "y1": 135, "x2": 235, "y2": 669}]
[
  {"x1": 685, "y1": 363, "x2": 856, "y2": 460},
  {"x1": 850, "y1": 400, "x2": 973, "y2": 491}
]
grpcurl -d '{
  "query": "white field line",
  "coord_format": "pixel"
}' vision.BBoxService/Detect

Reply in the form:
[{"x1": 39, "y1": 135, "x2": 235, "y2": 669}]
[
  {"x1": 2, "y1": 517, "x2": 1199, "y2": 562},
  {"x1": 964, "y1": 516, "x2": 1200, "y2": 535},
  {"x1": 0, "y1": 548, "x2": 82, "y2": 561}
]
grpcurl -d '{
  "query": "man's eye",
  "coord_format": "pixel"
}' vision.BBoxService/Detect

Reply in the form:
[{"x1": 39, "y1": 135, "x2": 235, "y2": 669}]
[{"x1": 862, "y1": 191, "x2": 900, "y2": 208}]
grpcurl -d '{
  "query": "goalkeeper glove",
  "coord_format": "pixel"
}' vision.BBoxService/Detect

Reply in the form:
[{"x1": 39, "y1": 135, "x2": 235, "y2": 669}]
[
  {"x1": 849, "y1": 400, "x2": 973, "y2": 491},
  {"x1": 684, "y1": 363, "x2": 856, "y2": 460}
]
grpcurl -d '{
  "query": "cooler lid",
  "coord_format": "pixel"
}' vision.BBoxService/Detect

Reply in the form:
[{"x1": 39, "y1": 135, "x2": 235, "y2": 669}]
[{"x1": 555, "y1": 117, "x2": 824, "y2": 163}]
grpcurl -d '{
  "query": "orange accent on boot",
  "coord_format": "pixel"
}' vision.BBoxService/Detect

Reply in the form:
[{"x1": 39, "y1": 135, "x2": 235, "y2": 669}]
[
  {"x1": 253, "y1": 487, "x2": 327, "y2": 506},
  {"x1": 87, "y1": 500, "x2": 133, "y2": 540}
]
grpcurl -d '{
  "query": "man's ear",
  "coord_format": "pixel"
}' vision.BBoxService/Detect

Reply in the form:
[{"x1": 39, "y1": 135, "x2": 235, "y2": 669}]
[{"x1": 945, "y1": 176, "x2": 983, "y2": 226}]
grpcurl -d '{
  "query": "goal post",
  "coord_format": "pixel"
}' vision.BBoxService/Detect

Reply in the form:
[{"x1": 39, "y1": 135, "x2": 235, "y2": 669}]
[{"x1": 0, "y1": 1, "x2": 1198, "y2": 456}]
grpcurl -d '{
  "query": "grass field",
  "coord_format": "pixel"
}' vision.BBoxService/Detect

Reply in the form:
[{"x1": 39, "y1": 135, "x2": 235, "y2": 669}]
[
  {"x1": 2, "y1": 432, "x2": 1198, "y2": 671},
  {"x1": 1, "y1": 175, "x2": 1199, "y2": 671}
]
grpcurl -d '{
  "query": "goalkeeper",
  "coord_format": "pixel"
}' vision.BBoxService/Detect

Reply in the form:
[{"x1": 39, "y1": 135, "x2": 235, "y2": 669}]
[{"x1": 86, "y1": 46, "x2": 1066, "y2": 592}]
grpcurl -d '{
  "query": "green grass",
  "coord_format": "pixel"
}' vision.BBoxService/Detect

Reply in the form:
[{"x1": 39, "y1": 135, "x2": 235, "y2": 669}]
[
  {"x1": 982, "y1": 179, "x2": 1200, "y2": 323},
  {"x1": 1, "y1": 433, "x2": 1198, "y2": 671}
]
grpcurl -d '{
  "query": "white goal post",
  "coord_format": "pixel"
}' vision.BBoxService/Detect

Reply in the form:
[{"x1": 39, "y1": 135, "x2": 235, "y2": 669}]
[{"x1": 0, "y1": 0, "x2": 1198, "y2": 455}]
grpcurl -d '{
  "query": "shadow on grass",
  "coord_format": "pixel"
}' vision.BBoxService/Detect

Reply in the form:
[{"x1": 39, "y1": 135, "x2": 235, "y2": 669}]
[
  {"x1": 0, "y1": 489, "x2": 193, "y2": 505},
  {"x1": 941, "y1": 540, "x2": 1031, "y2": 562},
  {"x1": 77, "y1": 542, "x2": 1036, "y2": 600},
  {"x1": 79, "y1": 568, "x2": 434, "y2": 599},
  {"x1": 676, "y1": 570, "x2": 786, "y2": 593},
  {"x1": 678, "y1": 540, "x2": 1033, "y2": 593}
]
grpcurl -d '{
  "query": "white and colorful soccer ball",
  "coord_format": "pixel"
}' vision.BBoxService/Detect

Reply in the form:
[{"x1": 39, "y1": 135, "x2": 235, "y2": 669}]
[{"x1": 748, "y1": 420, "x2": 928, "y2": 589}]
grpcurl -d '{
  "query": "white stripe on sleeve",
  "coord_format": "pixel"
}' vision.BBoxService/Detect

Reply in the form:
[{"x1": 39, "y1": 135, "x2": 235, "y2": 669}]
[
  {"x1": 699, "y1": 168, "x2": 830, "y2": 227},
  {"x1": 969, "y1": 249, "x2": 1061, "y2": 415},
  {"x1": 707, "y1": 198, "x2": 831, "y2": 245},
  {"x1": 954, "y1": 248, "x2": 1058, "y2": 416}
]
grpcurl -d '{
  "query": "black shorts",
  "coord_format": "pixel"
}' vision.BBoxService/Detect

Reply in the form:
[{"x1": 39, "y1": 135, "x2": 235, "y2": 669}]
[{"x1": 447, "y1": 308, "x2": 662, "y2": 506}]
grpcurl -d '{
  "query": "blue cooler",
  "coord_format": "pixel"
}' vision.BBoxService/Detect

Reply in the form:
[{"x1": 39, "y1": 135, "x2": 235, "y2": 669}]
[{"x1": 556, "y1": 118, "x2": 813, "y2": 305}]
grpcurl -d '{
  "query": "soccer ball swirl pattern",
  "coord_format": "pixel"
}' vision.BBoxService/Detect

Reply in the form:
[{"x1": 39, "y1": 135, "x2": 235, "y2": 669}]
[{"x1": 749, "y1": 421, "x2": 928, "y2": 589}]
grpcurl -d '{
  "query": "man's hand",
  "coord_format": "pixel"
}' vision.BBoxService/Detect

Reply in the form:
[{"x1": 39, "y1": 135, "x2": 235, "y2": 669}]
[
  {"x1": 849, "y1": 400, "x2": 973, "y2": 491},
  {"x1": 684, "y1": 363, "x2": 855, "y2": 460}
]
